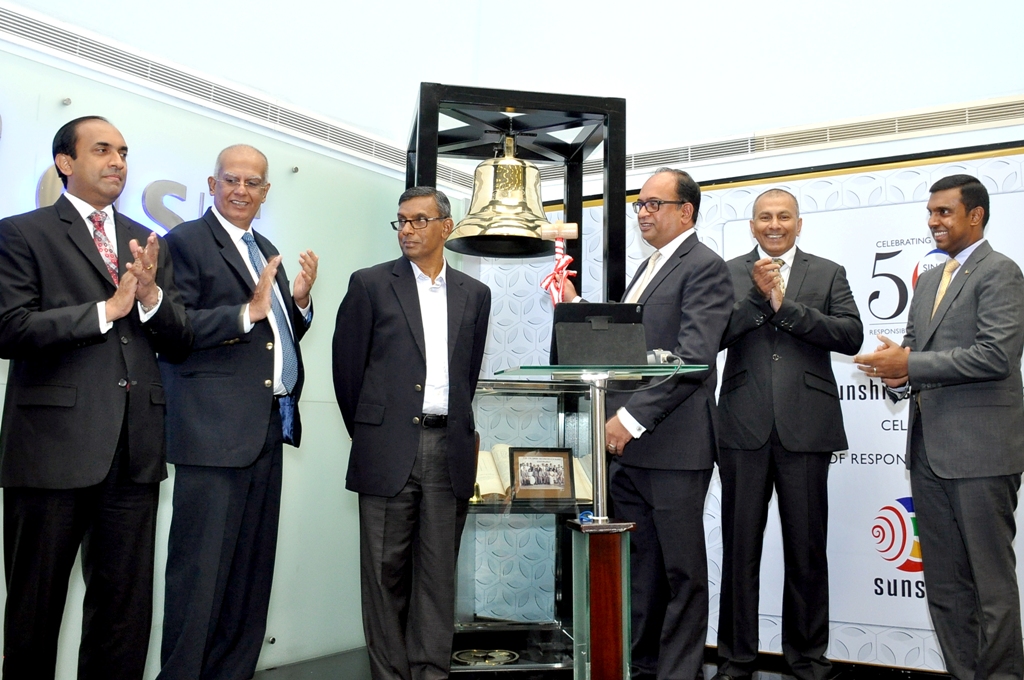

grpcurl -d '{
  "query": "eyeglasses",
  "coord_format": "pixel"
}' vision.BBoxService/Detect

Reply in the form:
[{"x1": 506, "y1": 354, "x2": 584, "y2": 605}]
[
  {"x1": 391, "y1": 217, "x2": 447, "y2": 231},
  {"x1": 216, "y1": 176, "x2": 266, "y2": 191},
  {"x1": 632, "y1": 199, "x2": 685, "y2": 214}
]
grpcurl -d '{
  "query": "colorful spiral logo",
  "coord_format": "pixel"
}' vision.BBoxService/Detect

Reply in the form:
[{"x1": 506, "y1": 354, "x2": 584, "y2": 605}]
[{"x1": 872, "y1": 496, "x2": 924, "y2": 572}]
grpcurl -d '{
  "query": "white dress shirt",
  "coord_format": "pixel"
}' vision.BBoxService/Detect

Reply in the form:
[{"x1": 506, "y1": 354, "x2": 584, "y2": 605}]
[
  {"x1": 617, "y1": 228, "x2": 696, "y2": 438},
  {"x1": 63, "y1": 192, "x2": 163, "y2": 331},
  {"x1": 410, "y1": 260, "x2": 450, "y2": 415},
  {"x1": 211, "y1": 207, "x2": 310, "y2": 396}
]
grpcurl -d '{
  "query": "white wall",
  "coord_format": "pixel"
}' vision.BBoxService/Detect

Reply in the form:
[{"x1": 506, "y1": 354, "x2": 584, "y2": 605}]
[
  {"x1": 0, "y1": 45, "x2": 405, "y2": 677},
  {"x1": 6, "y1": 0, "x2": 1024, "y2": 155}
]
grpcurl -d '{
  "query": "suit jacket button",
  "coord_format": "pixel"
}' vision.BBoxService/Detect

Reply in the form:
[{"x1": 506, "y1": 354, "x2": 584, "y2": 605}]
[
  {"x1": 413, "y1": 416, "x2": 421, "y2": 425},
  {"x1": 772, "y1": 353, "x2": 780, "y2": 361},
  {"x1": 266, "y1": 342, "x2": 274, "y2": 350},
  {"x1": 118, "y1": 378, "x2": 128, "y2": 387},
  {"x1": 120, "y1": 336, "x2": 129, "y2": 344},
  {"x1": 414, "y1": 384, "x2": 423, "y2": 391},
  {"x1": 264, "y1": 379, "x2": 272, "y2": 387}
]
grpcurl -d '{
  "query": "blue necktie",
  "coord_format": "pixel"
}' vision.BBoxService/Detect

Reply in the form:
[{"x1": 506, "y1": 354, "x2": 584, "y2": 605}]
[{"x1": 241, "y1": 231, "x2": 299, "y2": 394}]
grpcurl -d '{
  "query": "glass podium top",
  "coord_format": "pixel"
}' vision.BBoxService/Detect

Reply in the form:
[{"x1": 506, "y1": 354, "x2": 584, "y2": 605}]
[{"x1": 495, "y1": 364, "x2": 708, "y2": 379}]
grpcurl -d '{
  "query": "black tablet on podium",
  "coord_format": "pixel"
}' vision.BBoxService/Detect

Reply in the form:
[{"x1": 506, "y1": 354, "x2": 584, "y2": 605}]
[{"x1": 551, "y1": 303, "x2": 647, "y2": 365}]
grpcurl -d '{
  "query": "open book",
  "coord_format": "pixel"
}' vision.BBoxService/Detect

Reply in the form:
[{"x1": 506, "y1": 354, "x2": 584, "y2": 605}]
[{"x1": 474, "y1": 445, "x2": 593, "y2": 502}]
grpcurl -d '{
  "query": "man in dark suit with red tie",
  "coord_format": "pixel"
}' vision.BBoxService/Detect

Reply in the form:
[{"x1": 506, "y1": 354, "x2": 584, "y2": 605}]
[
  {"x1": 0, "y1": 116, "x2": 192, "y2": 679},
  {"x1": 156, "y1": 144, "x2": 318, "y2": 680},
  {"x1": 713, "y1": 189, "x2": 862, "y2": 680}
]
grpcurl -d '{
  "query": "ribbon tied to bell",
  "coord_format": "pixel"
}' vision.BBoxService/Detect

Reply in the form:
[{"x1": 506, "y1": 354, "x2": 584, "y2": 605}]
[{"x1": 540, "y1": 238, "x2": 577, "y2": 305}]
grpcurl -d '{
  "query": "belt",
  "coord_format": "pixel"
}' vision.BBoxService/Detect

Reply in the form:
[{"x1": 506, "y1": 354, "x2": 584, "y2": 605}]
[{"x1": 421, "y1": 414, "x2": 448, "y2": 428}]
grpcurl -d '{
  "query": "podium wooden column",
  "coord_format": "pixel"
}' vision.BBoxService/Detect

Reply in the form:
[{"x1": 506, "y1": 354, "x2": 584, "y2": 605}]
[{"x1": 496, "y1": 365, "x2": 706, "y2": 679}]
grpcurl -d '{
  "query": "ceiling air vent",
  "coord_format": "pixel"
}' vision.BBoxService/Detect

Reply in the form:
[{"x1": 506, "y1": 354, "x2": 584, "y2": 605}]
[{"x1": 3, "y1": 4, "x2": 1024, "y2": 189}]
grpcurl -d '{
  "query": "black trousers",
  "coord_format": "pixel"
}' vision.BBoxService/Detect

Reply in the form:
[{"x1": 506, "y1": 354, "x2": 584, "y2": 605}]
[
  {"x1": 910, "y1": 410, "x2": 1023, "y2": 680},
  {"x1": 3, "y1": 426, "x2": 159, "y2": 680},
  {"x1": 358, "y1": 427, "x2": 469, "y2": 680},
  {"x1": 716, "y1": 428, "x2": 831, "y2": 680},
  {"x1": 158, "y1": 407, "x2": 283, "y2": 680},
  {"x1": 610, "y1": 460, "x2": 712, "y2": 680}
]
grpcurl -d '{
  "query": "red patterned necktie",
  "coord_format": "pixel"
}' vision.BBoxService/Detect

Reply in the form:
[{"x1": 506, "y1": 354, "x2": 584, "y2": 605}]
[{"x1": 88, "y1": 211, "x2": 118, "y2": 284}]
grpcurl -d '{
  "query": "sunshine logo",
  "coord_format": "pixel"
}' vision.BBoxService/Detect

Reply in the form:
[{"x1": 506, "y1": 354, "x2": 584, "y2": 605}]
[{"x1": 872, "y1": 496, "x2": 924, "y2": 572}]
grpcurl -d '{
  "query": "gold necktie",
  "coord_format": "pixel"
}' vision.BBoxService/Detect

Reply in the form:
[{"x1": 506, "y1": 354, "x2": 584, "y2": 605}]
[
  {"x1": 931, "y1": 258, "x2": 960, "y2": 319},
  {"x1": 625, "y1": 251, "x2": 661, "y2": 304},
  {"x1": 772, "y1": 257, "x2": 786, "y2": 297}
]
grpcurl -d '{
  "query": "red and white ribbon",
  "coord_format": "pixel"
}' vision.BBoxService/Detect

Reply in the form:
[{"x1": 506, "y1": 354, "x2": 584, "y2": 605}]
[{"x1": 540, "y1": 238, "x2": 576, "y2": 306}]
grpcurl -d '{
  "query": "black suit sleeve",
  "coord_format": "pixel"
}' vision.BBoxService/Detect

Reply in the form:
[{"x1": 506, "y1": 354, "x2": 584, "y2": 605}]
[
  {"x1": 140, "y1": 234, "x2": 193, "y2": 360},
  {"x1": 0, "y1": 217, "x2": 108, "y2": 358},
  {"x1": 625, "y1": 254, "x2": 733, "y2": 430},
  {"x1": 164, "y1": 230, "x2": 252, "y2": 351},
  {"x1": 333, "y1": 271, "x2": 374, "y2": 435},
  {"x1": 770, "y1": 264, "x2": 863, "y2": 355},
  {"x1": 721, "y1": 278, "x2": 775, "y2": 350},
  {"x1": 468, "y1": 287, "x2": 491, "y2": 395},
  {"x1": 290, "y1": 298, "x2": 312, "y2": 342}
]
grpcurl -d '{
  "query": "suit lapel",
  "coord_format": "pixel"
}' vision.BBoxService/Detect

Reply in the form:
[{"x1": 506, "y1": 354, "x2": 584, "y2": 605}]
[
  {"x1": 639, "y1": 233, "x2": 697, "y2": 303},
  {"x1": 920, "y1": 241, "x2": 991, "y2": 346},
  {"x1": 787, "y1": 248, "x2": 810, "y2": 299},
  {"x1": 205, "y1": 210, "x2": 257, "y2": 294},
  {"x1": 392, "y1": 258, "x2": 427, "y2": 361},
  {"x1": 622, "y1": 255, "x2": 653, "y2": 300},
  {"x1": 59, "y1": 195, "x2": 117, "y2": 288},
  {"x1": 446, "y1": 269, "x2": 468, "y2": 363},
  {"x1": 113, "y1": 209, "x2": 137, "y2": 283}
]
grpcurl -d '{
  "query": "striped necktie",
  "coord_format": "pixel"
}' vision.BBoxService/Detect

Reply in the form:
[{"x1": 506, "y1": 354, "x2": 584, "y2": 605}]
[
  {"x1": 89, "y1": 211, "x2": 118, "y2": 284},
  {"x1": 772, "y1": 257, "x2": 786, "y2": 297},
  {"x1": 241, "y1": 231, "x2": 299, "y2": 393},
  {"x1": 931, "y1": 258, "x2": 960, "y2": 319},
  {"x1": 625, "y1": 251, "x2": 661, "y2": 304}
]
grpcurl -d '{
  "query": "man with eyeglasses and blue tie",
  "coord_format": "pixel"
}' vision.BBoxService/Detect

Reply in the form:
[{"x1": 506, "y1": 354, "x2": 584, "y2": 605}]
[
  {"x1": 333, "y1": 186, "x2": 490, "y2": 680},
  {"x1": 156, "y1": 144, "x2": 318, "y2": 680},
  {"x1": 562, "y1": 167, "x2": 733, "y2": 680}
]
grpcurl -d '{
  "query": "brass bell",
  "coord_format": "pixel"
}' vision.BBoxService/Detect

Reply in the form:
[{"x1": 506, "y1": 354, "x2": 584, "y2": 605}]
[{"x1": 446, "y1": 136, "x2": 577, "y2": 258}]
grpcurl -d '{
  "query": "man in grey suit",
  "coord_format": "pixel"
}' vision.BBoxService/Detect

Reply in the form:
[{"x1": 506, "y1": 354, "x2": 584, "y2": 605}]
[
  {"x1": 333, "y1": 186, "x2": 491, "y2": 680},
  {"x1": 855, "y1": 174, "x2": 1024, "y2": 680},
  {"x1": 563, "y1": 168, "x2": 734, "y2": 680},
  {"x1": 714, "y1": 189, "x2": 862, "y2": 680}
]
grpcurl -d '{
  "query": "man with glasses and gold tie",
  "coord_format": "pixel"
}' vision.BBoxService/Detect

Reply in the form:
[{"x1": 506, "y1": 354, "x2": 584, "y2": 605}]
[
  {"x1": 713, "y1": 189, "x2": 862, "y2": 680},
  {"x1": 334, "y1": 186, "x2": 490, "y2": 680},
  {"x1": 855, "y1": 175, "x2": 1024, "y2": 680},
  {"x1": 156, "y1": 144, "x2": 318, "y2": 680},
  {"x1": 563, "y1": 167, "x2": 733, "y2": 680},
  {"x1": 0, "y1": 116, "x2": 192, "y2": 679}
]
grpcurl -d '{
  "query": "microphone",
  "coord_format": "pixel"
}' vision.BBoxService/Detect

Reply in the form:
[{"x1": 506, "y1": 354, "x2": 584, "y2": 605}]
[{"x1": 647, "y1": 349, "x2": 679, "y2": 365}]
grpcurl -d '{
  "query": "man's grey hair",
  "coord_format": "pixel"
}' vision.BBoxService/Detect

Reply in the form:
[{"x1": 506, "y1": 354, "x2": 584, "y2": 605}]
[
  {"x1": 213, "y1": 144, "x2": 270, "y2": 183},
  {"x1": 399, "y1": 186, "x2": 452, "y2": 219}
]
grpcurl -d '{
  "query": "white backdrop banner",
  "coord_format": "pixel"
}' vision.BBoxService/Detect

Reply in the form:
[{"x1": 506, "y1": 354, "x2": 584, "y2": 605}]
[{"x1": 477, "y1": 147, "x2": 1024, "y2": 670}]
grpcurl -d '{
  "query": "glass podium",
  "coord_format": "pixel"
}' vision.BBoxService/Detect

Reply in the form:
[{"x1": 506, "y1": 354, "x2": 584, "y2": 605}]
[{"x1": 491, "y1": 364, "x2": 707, "y2": 680}]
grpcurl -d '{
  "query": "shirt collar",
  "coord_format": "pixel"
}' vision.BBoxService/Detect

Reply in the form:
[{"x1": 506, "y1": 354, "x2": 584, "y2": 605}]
[
  {"x1": 409, "y1": 259, "x2": 448, "y2": 286},
  {"x1": 757, "y1": 244, "x2": 796, "y2": 269},
  {"x1": 952, "y1": 238, "x2": 986, "y2": 265},
  {"x1": 64, "y1": 192, "x2": 113, "y2": 226},
  {"x1": 654, "y1": 227, "x2": 695, "y2": 260},
  {"x1": 211, "y1": 205, "x2": 252, "y2": 244}
]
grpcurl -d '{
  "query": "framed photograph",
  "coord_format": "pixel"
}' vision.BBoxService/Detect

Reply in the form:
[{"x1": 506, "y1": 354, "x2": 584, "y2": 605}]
[{"x1": 510, "y1": 448, "x2": 574, "y2": 501}]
